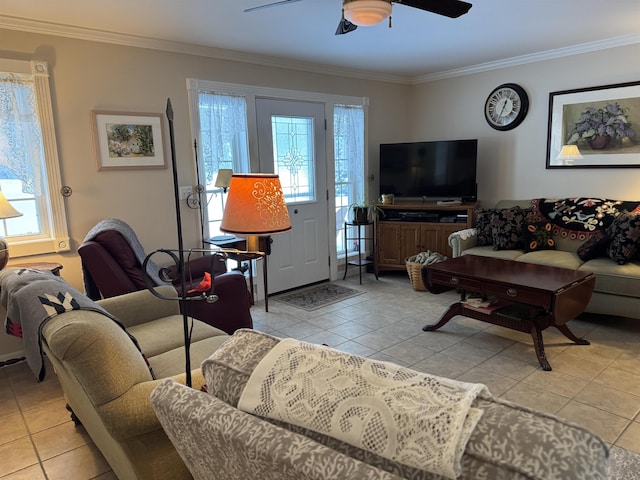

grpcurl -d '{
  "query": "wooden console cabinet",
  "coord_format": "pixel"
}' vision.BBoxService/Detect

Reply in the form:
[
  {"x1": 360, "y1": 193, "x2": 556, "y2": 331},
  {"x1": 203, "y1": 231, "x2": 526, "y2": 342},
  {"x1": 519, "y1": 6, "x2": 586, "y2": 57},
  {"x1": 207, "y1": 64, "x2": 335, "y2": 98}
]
[{"x1": 375, "y1": 202, "x2": 477, "y2": 273}]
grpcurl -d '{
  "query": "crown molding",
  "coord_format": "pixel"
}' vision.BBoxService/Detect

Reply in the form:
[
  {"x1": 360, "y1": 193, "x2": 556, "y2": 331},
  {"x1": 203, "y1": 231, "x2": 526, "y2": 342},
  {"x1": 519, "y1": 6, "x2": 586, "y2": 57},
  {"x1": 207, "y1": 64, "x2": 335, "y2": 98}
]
[
  {"x1": 0, "y1": 15, "x2": 410, "y2": 85},
  {"x1": 2, "y1": 15, "x2": 638, "y2": 86},
  {"x1": 412, "y1": 33, "x2": 640, "y2": 84}
]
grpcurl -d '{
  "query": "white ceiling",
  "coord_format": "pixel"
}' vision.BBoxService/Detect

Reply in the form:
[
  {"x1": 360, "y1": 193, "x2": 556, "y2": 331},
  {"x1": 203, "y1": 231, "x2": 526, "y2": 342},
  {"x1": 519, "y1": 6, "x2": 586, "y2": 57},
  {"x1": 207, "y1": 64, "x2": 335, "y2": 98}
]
[{"x1": 1, "y1": 0, "x2": 639, "y2": 83}]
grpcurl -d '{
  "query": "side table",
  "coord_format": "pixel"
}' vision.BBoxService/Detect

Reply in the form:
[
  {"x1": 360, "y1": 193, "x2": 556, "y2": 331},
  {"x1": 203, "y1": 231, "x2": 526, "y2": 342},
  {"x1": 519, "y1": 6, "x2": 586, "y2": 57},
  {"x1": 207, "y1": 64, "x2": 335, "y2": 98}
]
[
  {"x1": 205, "y1": 235, "x2": 270, "y2": 312},
  {"x1": 11, "y1": 261, "x2": 63, "y2": 276},
  {"x1": 343, "y1": 221, "x2": 378, "y2": 284}
]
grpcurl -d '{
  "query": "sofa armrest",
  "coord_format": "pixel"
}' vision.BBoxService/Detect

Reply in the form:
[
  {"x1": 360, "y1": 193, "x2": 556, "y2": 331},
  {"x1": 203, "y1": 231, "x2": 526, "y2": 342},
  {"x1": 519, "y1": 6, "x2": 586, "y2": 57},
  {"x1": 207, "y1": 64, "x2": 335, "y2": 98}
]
[
  {"x1": 97, "y1": 285, "x2": 181, "y2": 328},
  {"x1": 448, "y1": 228, "x2": 478, "y2": 257},
  {"x1": 97, "y1": 370, "x2": 206, "y2": 441}
]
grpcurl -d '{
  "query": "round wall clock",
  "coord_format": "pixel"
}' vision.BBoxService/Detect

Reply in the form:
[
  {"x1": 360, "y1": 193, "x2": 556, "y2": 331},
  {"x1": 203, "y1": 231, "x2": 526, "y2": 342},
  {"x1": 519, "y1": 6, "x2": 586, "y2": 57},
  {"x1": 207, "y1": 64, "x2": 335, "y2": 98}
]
[{"x1": 484, "y1": 83, "x2": 529, "y2": 131}]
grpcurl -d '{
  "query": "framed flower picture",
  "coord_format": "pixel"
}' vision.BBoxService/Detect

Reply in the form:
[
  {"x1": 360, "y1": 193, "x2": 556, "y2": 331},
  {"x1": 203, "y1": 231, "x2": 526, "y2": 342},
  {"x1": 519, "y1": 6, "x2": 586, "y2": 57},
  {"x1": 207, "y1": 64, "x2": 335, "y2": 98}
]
[
  {"x1": 546, "y1": 80, "x2": 640, "y2": 168},
  {"x1": 92, "y1": 111, "x2": 167, "y2": 170}
]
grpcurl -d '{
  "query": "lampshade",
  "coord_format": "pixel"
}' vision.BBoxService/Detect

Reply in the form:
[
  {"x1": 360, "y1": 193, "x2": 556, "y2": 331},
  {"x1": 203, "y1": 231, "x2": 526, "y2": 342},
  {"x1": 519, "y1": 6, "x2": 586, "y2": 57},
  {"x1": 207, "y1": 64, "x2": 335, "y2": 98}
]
[
  {"x1": 214, "y1": 168, "x2": 233, "y2": 191},
  {"x1": 220, "y1": 174, "x2": 291, "y2": 251},
  {"x1": 0, "y1": 190, "x2": 22, "y2": 270},
  {"x1": 343, "y1": 0, "x2": 392, "y2": 26},
  {"x1": 0, "y1": 191, "x2": 22, "y2": 219},
  {"x1": 556, "y1": 145, "x2": 583, "y2": 164}
]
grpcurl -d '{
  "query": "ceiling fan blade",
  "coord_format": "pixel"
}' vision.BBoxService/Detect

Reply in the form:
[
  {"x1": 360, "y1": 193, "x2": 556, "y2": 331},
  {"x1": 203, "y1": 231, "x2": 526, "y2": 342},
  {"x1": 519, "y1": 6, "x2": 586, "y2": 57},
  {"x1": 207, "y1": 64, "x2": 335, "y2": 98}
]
[
  {"x1": 244, "y1": 0, "x2": 303, "y2": 13},
  {"x1": 393, "y1": 0, "x2": 472, "y2": 18},
  {"x1": 335, "y1": 19, "x2": 358, "y2": 35}
]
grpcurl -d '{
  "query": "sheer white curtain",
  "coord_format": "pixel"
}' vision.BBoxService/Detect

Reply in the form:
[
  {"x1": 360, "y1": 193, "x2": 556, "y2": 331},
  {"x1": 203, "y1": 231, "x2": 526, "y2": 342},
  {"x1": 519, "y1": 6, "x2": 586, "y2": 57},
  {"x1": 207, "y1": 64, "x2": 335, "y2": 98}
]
[
  {"x1": 198, "y1": 92, "x2": 249, "y2": 184},
  {"x1": 0, "y1": 73, "x2": 46, "y2": 238},
  {"x1": 0, "y1": 74, "x2": 43, "y2": 197},
  {"x1": 197, "y1": 92, "x2": 250, "y2": 238},
  {"x1": 334, "y1": 104, "x2": 364, "y2": 254}
]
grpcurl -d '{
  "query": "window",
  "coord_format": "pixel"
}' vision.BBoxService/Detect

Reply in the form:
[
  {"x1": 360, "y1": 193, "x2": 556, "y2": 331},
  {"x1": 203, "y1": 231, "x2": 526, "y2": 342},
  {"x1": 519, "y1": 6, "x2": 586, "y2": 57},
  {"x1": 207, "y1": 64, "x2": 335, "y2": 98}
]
[
  {"x1": 0, "y1": 59, "x2": 69, "y2": 256},
  {"x1": 196, "y1": 92, "x2": 249, "y2": 239},
  {"x1": 334, "y1": 105, "x2": 364, "y2": 254}
]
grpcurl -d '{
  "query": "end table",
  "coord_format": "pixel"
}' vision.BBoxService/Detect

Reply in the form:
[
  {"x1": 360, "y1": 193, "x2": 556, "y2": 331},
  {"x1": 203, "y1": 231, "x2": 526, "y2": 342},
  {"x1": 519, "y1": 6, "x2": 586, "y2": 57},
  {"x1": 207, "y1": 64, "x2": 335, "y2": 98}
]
[{"x1": 11, "y1": 261, "x2": 63, "y2": 276}]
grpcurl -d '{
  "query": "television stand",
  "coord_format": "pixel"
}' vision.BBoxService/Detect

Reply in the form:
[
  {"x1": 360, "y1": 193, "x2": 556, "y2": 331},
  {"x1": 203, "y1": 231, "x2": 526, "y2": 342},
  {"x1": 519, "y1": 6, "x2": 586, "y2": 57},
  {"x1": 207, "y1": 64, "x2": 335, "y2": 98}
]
[{"x1": 375, "y1": 202, "x2": 477, "y2": 274}]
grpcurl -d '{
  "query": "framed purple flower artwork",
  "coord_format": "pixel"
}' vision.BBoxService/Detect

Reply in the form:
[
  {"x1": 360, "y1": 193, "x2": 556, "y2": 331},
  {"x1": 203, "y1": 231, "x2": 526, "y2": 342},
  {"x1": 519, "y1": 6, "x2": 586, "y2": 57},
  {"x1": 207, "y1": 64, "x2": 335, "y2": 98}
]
[{"x1": 546, "y1": 80, "x2": 640, "y2": 168}]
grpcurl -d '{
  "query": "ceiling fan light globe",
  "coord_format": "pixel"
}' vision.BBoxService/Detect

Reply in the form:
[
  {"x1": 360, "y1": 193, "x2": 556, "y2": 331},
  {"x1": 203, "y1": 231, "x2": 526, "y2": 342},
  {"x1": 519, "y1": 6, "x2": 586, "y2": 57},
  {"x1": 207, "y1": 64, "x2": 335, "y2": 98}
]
[{"x1": 343, "y1": 0, "x2": 392, "y2": 26}]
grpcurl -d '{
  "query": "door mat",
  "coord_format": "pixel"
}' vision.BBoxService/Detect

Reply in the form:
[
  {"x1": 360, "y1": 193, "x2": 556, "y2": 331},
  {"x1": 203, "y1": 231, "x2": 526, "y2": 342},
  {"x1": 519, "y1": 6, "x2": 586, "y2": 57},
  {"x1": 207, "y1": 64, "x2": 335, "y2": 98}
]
[{"x1": 272, "y1": 282, "x2": 365, "y2": 311}]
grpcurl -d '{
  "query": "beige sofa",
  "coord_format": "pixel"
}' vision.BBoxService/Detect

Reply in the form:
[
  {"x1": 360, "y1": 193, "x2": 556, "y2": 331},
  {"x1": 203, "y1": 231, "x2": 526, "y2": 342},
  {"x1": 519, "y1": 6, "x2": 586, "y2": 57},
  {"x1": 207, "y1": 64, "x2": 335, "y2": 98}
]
[
  {"x1": 448, "y1": 199, "x2": 640, "y2": 320},
  {"x1": 41, "y1": 285, "x2": 230, "y2": 480},
  {"x1": 151, "y1": 329, "x2": 609, "y2": 480}
]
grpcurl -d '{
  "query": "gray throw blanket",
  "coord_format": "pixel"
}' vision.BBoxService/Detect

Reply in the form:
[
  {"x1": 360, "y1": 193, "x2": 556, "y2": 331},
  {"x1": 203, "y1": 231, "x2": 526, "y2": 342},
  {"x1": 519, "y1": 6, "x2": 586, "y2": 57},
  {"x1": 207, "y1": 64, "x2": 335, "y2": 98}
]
[
  {"x1": 0, "y1": 267, "x2": 147, "y2": 381},
  {"x1": 81, "y1": 218, "x2": 166, "y2": 297}
]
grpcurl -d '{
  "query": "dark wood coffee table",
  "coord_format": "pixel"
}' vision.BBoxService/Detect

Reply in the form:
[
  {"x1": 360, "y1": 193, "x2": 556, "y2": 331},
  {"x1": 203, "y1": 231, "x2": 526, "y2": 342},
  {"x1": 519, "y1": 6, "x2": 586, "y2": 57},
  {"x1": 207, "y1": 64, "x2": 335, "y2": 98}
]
[{"x1": 422, "y1": 255, "x2": 596, "y2": 371}]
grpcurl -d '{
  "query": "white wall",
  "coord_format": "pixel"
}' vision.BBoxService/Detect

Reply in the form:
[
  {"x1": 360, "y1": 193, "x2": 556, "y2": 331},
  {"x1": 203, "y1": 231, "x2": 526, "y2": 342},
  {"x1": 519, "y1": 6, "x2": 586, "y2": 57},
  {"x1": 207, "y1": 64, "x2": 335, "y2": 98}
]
[{"x1": 407, "y1": 43, "x2": 640, "y2": 207}]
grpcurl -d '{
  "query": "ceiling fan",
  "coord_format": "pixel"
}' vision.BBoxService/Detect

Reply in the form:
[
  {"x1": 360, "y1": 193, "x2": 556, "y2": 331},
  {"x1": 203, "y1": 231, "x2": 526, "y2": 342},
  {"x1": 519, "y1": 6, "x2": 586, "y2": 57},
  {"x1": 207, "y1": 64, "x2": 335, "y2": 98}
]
[{"x1": 244, "y1": 0, "x2": 472, "y2": 35}]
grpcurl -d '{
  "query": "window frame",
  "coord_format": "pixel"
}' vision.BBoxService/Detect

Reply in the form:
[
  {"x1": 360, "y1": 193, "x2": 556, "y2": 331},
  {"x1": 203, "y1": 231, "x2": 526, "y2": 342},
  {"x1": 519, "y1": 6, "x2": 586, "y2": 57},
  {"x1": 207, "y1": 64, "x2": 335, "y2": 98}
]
[{"x1": 0, "y1": 59, "x2": 70, "y2": 256}]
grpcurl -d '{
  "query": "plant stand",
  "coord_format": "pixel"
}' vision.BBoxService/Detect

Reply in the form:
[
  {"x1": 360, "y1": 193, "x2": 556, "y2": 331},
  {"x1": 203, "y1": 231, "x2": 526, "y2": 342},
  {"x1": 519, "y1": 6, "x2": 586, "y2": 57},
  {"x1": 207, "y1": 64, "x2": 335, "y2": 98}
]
[{"x1": 343, "y1": 221, "x2": 378, "y2": 284}]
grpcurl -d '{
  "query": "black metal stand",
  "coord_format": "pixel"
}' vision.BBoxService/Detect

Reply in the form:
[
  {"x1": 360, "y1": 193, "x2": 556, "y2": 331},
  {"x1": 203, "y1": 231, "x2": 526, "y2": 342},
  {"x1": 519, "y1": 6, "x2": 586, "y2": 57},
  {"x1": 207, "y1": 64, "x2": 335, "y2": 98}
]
[
  {"x1": 343, "y1": 221, "x2": 378, "y2": 284},
  {"x1": 165, "y1": 98, "x2": 192, "y2": 388}
]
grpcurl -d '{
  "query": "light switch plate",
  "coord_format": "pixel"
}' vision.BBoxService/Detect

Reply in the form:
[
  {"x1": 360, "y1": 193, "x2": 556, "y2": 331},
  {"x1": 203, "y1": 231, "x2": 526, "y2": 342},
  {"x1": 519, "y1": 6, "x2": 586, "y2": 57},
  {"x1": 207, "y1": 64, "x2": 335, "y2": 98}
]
[{"x1": 179, "y1": 186, "x2": 192, "y2": 200}]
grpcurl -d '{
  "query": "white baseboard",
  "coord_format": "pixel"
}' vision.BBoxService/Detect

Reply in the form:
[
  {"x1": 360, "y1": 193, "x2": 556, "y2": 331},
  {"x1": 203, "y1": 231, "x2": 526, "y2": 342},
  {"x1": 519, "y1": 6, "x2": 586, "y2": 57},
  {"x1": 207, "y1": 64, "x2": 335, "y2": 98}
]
[{"x1": 0, "y1": 349, "x2": 26, "y2": 364}]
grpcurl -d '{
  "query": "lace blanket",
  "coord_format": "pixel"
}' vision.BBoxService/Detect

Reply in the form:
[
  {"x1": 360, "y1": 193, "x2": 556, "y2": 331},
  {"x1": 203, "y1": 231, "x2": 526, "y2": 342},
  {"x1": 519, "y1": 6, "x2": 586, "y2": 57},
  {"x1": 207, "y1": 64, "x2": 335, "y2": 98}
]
[{"x1": 238, "y1": 338, "x2": 488, "y2": 479}]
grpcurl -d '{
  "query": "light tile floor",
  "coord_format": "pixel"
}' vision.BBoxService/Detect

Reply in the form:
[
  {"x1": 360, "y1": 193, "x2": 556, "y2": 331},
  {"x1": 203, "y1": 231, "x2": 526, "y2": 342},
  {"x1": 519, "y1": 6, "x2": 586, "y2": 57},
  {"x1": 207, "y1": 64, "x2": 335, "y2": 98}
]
[{"x1": 1, "y1": 271, "x2": 639, "y2": 478}]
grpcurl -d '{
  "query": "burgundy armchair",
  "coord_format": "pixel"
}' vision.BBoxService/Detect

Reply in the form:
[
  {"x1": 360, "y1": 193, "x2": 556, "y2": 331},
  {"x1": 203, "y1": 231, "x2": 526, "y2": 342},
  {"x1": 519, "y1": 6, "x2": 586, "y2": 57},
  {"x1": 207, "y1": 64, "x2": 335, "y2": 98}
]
[{"x1": 78, "y1": 222, "x2": 252, "y2": 335}]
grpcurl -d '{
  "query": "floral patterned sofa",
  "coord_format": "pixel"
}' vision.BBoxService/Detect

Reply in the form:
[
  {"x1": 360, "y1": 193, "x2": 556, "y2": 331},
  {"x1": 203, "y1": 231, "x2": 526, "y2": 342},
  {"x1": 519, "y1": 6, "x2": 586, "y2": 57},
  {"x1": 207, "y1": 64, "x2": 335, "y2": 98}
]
[
  {"x1": 448, "y1": 198, "x2": 640, "y2": 320},
  {"x1": 150, "y1": 329, "x2": 609, "y2": 480}
]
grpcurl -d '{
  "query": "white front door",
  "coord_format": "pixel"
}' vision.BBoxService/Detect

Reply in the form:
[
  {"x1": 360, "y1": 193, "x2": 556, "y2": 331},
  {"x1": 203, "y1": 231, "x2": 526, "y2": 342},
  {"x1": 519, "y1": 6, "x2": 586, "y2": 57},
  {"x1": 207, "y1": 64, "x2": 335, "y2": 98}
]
[{"x1": 255, "y1": 98, "x2": 330, "y2": 294}]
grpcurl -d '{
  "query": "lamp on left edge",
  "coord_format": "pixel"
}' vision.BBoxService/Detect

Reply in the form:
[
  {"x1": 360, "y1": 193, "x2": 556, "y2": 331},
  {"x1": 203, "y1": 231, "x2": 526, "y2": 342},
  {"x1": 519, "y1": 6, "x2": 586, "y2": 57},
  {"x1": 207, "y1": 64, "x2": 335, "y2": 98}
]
[
  {"x1": 0, "y1": 190, "x2": 23, "y2": 269},
  {"x1": 214, "y1": 169, "x2": 233, "y2": 193}
]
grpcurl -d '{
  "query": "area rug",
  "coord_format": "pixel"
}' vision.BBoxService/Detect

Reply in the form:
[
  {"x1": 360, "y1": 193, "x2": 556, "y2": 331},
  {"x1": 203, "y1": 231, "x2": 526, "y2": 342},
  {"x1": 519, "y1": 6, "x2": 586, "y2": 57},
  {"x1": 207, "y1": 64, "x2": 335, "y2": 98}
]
[
  {"x1": 607, "y1": 446, "x2": 640, "y2": 480},
  {"x1": 272, "y1": 282, "x2": 365, "y2": 311}
]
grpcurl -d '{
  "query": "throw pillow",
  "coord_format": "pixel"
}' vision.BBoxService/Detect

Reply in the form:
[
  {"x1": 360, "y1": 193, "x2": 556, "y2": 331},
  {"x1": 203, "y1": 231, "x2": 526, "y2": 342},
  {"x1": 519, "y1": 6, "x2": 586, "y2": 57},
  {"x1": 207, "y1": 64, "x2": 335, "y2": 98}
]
[
  {"x1": 490, "y1": 207, "x2": 530, "y2": 250},
  {"x1": 475, "y1": 209, "x2": 495, "y2": 246},
  {"x1": 522, "y1": 222, "x2": 556, "y2": 252},
  {"x1": 607, "y1": 212, "x2": 640, "y2": 265},
  {"x1": 476, "y1": 206, "x2": 529, "y2": 247},
  {"x1": 577, "y1": 231, "x2": 610, "y2": 261}
]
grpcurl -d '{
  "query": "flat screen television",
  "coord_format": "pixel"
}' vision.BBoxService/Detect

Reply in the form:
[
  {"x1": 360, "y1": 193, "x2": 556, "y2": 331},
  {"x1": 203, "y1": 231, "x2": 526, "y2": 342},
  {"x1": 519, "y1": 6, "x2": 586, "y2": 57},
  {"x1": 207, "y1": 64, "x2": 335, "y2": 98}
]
[{"x1": 379, "y1": 139, "x2": 477, "y2": 200}]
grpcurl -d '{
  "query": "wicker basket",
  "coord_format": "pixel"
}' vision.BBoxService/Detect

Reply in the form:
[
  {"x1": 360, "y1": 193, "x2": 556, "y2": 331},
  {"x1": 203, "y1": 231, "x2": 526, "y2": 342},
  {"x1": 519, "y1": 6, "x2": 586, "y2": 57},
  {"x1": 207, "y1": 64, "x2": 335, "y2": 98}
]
[{"x1": 405, "y1": 256, "x2": 428, "y2": 291}]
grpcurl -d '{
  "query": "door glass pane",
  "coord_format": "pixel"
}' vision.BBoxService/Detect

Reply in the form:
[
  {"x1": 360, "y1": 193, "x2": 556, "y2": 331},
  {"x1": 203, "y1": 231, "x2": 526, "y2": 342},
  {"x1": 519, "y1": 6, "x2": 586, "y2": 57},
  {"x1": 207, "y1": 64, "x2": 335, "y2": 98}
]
[{"x1": 271, "y1": 115, "x2": 315, "y2": 203}]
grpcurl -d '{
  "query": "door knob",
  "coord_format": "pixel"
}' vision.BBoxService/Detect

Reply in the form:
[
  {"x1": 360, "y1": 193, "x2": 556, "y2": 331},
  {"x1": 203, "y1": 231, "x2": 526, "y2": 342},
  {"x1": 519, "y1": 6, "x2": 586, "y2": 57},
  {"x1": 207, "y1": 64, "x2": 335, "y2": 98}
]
[{"x1": 294, "y1": 209, "x2": 299, "y2": 214}]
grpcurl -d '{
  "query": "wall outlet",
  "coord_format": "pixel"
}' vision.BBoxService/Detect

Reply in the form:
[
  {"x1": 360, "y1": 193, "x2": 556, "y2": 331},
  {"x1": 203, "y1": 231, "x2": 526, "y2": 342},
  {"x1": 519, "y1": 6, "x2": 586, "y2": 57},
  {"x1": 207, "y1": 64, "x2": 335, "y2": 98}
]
[{"x1": 179, "y1": 186, "x2": 193, "y2": 200}]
